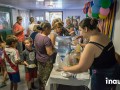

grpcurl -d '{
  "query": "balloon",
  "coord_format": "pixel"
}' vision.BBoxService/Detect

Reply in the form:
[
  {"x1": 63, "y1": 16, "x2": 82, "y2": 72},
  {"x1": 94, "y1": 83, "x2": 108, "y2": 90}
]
[
  {"x1": 83, "y1": 8, "x2": 87, "y2": 14},
  {"x1": 83, "y1": 2, "x2": 90, "y2": 14},
  {"x1": 110, "y1": 0, "x2": 114, "y2": 4},
  {"x1": 92, "y1": 5, "x2": 100, "y2": 13},
  {"x1": 101, "y1": 0, "x2": 111, "y2": 8},
  {"x1": 90, "y1": 1, "x2": 94, "y2": 7},
  {"x1": 92, "y1": 13, "x2": 99, "y2": 19},
  {"x1": 93, "y1": 0, "x2": 101, "y2": 6},
  {"x1": 87, "y1": 2, "x2": 91, "y2": 7},
  {"x1": 88, "y1": 7, "x2": 92, "y2": 14},
  {"x1": 84, "y1": 2, "x2": 90, "y2": 8},
  {"x1": 100, "y1": 7, "x2": 110, "y2": 16},
  {"x1": 86, "y1": 13, "x2": 89, "y2": 17},
  {"x1": 99, "y1": 14, "x2": 107, "y2": 19},
  {"x1": 88, "y1": 11, "x2": 92, "y2": 18}
]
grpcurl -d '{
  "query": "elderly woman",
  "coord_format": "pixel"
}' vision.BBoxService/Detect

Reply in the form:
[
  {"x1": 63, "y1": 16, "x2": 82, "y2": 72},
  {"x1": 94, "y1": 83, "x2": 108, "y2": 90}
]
[
  {"x1": 34, "y1": 22, "x2": 55, "y2": 90},
  {"x1": 63, "y1": 18, "x2": 120, "y2": 90}
]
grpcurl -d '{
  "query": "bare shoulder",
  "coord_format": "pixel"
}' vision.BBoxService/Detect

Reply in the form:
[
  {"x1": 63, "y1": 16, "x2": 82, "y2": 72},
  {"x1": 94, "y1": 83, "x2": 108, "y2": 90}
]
[{"x1": 83, "y1": 43, "x2": 95, "y2": 54}]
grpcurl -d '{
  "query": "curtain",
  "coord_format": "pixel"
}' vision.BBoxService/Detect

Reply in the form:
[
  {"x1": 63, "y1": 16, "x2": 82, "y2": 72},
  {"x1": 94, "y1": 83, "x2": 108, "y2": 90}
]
[{"x1": 98, "y1": 0, "x2": 117, "y2": 40}]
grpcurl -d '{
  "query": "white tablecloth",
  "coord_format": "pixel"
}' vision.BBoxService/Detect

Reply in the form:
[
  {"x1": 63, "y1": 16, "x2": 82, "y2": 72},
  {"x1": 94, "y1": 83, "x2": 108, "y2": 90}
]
[{"x1": 45, "y1": 69, "x2": 91, "y2": 90}]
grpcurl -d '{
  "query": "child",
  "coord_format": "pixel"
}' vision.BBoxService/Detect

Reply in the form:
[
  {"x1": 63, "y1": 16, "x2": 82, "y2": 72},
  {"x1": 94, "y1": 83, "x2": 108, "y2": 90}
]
[
  {"x1": 21, "y1": 37, "x2": 37, "y2": 90},
  {"x1": 0, "y1": 35, "x2": 7, "y2": 88},
  {"x1": 4, "y1": 35, "x2": 21, "y2": 90}
]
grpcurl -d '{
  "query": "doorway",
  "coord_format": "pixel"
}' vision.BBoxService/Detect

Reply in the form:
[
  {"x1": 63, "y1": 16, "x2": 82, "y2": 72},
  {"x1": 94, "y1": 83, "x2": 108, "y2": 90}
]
[{"x1": 45, "y1": 11, "x2": 63, "y2": 24}]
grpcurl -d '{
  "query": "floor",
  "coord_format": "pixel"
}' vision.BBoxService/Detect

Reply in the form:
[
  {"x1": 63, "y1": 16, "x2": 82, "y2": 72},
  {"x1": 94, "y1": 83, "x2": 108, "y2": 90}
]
[
  {"x1": 0, "y1": 65, "x2": 39, "y2": 90},
  {"x1": 1, "y1": 65, "x2": 120, "y2": 90}
]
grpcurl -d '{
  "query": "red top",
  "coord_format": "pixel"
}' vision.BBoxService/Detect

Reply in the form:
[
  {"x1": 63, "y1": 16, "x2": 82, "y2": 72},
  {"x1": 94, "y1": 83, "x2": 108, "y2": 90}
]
[{"x1": 13, "y1": 23, "x2": 25, "y2": 42}]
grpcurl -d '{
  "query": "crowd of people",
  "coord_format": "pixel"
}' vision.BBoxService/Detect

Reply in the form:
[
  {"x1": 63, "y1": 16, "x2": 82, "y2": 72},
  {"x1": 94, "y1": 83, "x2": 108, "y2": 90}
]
[
  {"x1": 0, "y1": 16, "x2": 80, "y2": 90},
  {"x1": 0, "y1": 16, "x2": 120, "y2": 90}
]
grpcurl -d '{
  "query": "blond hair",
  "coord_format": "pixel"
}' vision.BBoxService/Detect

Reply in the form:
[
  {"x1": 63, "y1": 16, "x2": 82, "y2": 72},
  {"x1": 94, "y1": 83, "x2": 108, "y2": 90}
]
[{"x1": 52, "y1": 22, "x2": 63, "y2": 29}]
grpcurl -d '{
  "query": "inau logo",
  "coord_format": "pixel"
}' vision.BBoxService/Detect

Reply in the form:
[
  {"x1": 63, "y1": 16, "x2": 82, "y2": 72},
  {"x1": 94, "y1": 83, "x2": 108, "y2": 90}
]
[{"x1": 106, "y1": 77, "x2": 120, "y2": 84}]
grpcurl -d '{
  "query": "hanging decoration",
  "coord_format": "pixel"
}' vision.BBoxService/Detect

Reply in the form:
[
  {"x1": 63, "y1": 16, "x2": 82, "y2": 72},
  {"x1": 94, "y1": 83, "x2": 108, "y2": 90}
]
[
  {"x1": 83, "y1": 0, "x2": 112, "y2": 19},
  {"x1": 101, "y1": 0, "x2": 111, "y2": 8},
  {"x1": 98, "y1": 0, "x2": 117, "y2": 39},
  {"x1": 83, "y1": 0, "x2": 117, "y2": 40}
]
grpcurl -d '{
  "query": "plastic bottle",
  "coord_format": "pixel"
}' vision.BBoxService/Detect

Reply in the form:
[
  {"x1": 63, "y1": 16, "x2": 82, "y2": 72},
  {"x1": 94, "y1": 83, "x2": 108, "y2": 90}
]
[
  {"x1": 63, "y1": 53, "x2": 70, "y2": 66},
  {"x1": 55, "y1": 53, "x2": 61, "y2": 64}
]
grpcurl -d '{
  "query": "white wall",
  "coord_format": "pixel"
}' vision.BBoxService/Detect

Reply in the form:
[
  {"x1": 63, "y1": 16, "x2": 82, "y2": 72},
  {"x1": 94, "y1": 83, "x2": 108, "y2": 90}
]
[
  {"x1": 30, "y1": 9, "x2": 86, "y2": 23},
  {"x1": 113, "y1": 0, "x2": 120, "y2": 55}
]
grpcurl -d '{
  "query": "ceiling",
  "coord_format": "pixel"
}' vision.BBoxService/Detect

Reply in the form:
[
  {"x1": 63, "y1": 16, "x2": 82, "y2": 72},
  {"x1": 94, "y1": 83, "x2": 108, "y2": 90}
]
[{"x1": 0, "y1": 0, "x2": 88, "y2": 10}]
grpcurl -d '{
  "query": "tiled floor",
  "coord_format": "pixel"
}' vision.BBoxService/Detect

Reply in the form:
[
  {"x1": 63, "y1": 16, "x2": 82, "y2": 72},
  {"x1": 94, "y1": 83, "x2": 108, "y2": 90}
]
[{"x1": 0, "y1": 65, "x2": 39, "y2": 90}]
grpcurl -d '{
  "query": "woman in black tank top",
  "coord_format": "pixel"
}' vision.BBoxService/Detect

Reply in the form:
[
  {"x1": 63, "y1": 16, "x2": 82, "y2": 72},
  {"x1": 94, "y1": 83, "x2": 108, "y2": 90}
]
[{"x1": 62, "y1": 18, "x2": 120, "y2": 90}]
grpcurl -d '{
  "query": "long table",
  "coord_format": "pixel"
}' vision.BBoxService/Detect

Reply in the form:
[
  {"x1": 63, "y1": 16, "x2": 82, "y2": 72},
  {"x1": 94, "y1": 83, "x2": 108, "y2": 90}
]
[{"x1": 45, "y1": 68, "x2": 91, "y2": 90}]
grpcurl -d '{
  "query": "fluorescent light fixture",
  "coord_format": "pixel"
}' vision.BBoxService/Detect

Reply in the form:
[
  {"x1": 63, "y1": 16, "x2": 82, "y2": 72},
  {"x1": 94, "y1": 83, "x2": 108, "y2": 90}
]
[
  {"x1": 45, "y1": 0, "x2": 62, "y2": 9},
  {"x1": 37, "y1": 0, "x2": 44, "y2": 1}
]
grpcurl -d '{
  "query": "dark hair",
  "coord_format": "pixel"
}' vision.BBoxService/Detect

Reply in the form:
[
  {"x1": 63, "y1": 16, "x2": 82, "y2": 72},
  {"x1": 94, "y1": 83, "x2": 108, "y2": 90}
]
[
  {"x1": 37, "y1": 21, "x2": 41, "y2": 24},
  {"x1": 6, "y1": 35, "x2": 18, "y2": 45},
  {"x1": 37, "y1": 26, "x2": 43, "y2": 30},
  {"x1": 79, "y1": 17, "x2": 98, "y2": 30},
  {"x1": 40, "y1": 22, "x2": 51, "y2": 31},
  {"x1": 24, "y1": 37, "x2": 33, "y2": 43},
  {"x1": 29, "y1": 17, "x2": 34, "y2": 23},
  {"x1": 17, "y1": 16, "x2": 22, "y2": 21}
]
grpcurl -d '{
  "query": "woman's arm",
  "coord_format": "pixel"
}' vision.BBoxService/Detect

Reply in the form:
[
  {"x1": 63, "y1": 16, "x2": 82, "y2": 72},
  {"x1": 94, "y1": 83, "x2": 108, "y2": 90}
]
[
  {"x1": 45, "y1": 37, "x2": 56, "y2": 56},
  {"x1": 63, "y1": 44, "x2": 95, "y2": 73},
  {"x1": 46, "y1": 46, "x2": 54, "y2": 56},
  {"x1": 50, "y1": 33, "x2": 56, "y2": 46}
]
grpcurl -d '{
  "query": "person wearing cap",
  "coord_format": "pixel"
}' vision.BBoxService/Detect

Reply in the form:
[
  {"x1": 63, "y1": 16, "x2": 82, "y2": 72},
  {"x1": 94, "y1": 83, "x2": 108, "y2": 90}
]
[{"x1": 13, "y1": 16, "x2": 25, "y2": 54}]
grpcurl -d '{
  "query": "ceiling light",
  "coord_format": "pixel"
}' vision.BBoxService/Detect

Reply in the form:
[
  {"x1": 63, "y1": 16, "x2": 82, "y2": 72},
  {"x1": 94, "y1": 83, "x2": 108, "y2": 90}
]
[{"x1": 37, "y1": 0, "x2": 44, "y2": 1}]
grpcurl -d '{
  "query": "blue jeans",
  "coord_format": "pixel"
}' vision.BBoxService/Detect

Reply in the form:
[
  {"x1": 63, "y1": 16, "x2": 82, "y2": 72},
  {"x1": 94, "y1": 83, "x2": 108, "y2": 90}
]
[{"x1": 91, "y1": 64, "x2": 120, "y2": 90}]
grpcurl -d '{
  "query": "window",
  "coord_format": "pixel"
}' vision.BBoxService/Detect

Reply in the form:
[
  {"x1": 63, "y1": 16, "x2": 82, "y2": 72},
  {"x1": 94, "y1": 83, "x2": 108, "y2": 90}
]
[
  {"x1": 36, "y1": 16, "x2": 44, "y2": 22},
  {"x1": 0, "y1": 11, "x2": 11, "y2": 30},
  {"x1": 45, "y1": 11, "x2": 63, "y2": 24}
]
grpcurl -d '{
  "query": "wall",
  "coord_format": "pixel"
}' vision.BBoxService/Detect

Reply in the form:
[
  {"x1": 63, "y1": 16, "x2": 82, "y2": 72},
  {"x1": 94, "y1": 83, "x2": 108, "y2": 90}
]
[
  {"x1": 113, "y1": 0, "x2": 120, "y2": 55},
  {"x1": 0, "y1": 5, "x2": 30, "y2": 34},
  {"x1": 30, "y1": 9, "x2": 86, "y2": 23}
]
